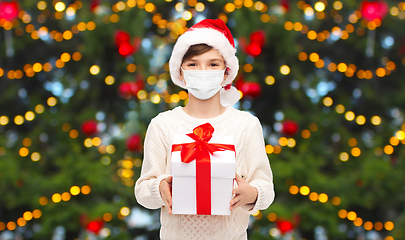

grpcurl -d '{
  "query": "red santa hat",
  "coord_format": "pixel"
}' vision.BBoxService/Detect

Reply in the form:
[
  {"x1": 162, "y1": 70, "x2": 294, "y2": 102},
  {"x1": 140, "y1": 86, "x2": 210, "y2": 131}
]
[{"x1": 169, "y1": 19, "x2": 240, "y2": 107}]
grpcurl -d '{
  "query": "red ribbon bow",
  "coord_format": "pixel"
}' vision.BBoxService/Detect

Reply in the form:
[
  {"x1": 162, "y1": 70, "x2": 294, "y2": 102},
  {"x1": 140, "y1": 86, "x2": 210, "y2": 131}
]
[{"x1": 172, "y1": 123, "x2": 235, "y2": 215}]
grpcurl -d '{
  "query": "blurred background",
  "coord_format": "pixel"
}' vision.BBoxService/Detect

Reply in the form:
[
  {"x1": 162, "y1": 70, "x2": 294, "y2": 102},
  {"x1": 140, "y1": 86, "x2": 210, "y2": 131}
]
[{"x1": 1, "y1": 0, "x2": 405, "y2": 239}]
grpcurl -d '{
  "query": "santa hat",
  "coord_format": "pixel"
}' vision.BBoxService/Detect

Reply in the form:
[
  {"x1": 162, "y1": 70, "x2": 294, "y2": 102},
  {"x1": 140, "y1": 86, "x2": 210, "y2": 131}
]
[{"x1": 169, "y1": 19, "x2": 240, "y2": 107}]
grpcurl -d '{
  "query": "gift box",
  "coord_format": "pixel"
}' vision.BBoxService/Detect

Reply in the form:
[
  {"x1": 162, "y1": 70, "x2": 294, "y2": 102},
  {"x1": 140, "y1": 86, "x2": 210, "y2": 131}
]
[{"x1": 171, "y1": 123, "x2": 236, "y2": 215}]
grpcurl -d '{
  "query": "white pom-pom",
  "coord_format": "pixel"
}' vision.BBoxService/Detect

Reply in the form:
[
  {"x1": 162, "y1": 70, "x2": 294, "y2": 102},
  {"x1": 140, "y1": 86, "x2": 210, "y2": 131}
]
[{"x1": 220, "y1": 86, "x2": 241, "y2": 107}]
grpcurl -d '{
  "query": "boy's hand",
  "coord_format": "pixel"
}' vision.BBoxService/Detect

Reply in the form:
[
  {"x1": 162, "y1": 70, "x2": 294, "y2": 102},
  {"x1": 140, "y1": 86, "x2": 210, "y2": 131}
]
[
  {"x1": 230, "y1": 174, "x2": 258, "y2": 211},
  {"x1": 159, "y1": 176, "x2": 173, "y2": 214}
]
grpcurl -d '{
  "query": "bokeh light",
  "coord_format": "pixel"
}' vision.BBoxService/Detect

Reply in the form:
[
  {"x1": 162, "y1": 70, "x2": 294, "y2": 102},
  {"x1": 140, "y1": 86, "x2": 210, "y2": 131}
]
[
  {"x1": 280, "y1": 65, "x2": 290, "y2": 75},
  {"x1": 55, "y1": 2, "x2": 66, "y2": 12},
  {"x1": 364, "y1": 221, "x2": 373, "y2": 230},
  {"x1": 70, "y1": 186, "x2": 80, "y2": 195},
  {"x1": 52, "y1": 193, "x2": 61, "y2": 203},
  {"x1": 314, "y1": 2, "x2": 325, "y2": 12},
  {"x1": 90, "y1": 65, "x2": 100, "y2": 75},
  {"x1": 81, "y1": 185, "x2": 91, "y2": 194},
  {"x1": 0, "y1": 1, "x2": 400, "y2": 236},
  {"x1": 318, "y1": 193, "x2": 328, "y2": 203},
  {"x1": 338, "y1": 209, "x2": 347, "y2": 218},
  {"x1": 299, "y1": 186, "x2": 310, "y2": 195},
  {"x1": 385, "y1": 221, "x2": 394, "y2": 231},
  {"x1": 120, "y1": 207, "x2": 130, "y2": 216},
  {"x1": 371, "y1": 116, "x2": 381, "y2": 125},
  {"x1": 340, "y1": 152, "x2": 349, "y2": 161},
  {"x1": 347, "y1": 211, "x2": 357, "y2": 221},
  {"x1": 289, "y1": 185, "x2": 299, "y2": 194}
]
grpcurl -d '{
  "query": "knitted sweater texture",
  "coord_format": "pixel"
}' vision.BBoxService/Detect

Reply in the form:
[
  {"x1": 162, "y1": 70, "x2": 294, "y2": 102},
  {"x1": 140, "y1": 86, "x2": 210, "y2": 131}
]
[{"x1": 135, "y1": 106, "x2": 275, "y2": 240}]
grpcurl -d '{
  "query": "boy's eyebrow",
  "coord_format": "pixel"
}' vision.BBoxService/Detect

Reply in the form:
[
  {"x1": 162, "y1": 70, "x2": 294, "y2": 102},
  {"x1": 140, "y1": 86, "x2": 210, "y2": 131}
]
[{"x1": 185, "y1": 57, "x2": 223, "y2": 62}]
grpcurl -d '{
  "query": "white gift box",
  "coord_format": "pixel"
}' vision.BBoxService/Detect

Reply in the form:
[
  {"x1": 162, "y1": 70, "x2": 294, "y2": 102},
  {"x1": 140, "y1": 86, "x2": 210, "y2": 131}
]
[{"x1": 171, "y1": 134, "x2": 236, "y2": 215}]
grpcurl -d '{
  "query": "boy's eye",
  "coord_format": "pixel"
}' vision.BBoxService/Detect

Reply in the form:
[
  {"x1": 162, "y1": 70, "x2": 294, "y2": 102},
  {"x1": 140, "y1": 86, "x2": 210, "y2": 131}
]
[
  {"x1": 210, "y1": 63, "x2": 219, "y2": 67},
  {"x1": 187, "y1": 63, "x2": 196, "y2": 67}
]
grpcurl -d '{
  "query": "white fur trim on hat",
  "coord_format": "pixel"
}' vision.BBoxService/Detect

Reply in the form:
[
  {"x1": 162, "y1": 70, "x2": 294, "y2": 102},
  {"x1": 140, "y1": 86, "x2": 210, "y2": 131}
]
[{"x1": 220, "y1": 86, "x2": 241, "y2": 107}]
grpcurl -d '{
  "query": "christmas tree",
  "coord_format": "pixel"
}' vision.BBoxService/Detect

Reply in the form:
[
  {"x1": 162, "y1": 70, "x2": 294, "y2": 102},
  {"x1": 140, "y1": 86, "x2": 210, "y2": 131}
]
[{"x1": 1, "y1": 0, "x2": 404, "y2": 239}]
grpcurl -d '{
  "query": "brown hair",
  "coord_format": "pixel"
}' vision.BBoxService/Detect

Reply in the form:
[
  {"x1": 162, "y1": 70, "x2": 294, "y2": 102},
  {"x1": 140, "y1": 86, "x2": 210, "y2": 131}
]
[
  {"x1": 181, "y1": 44, "x2": 213, "y2": 63},
  {"x1": 180, "y1": 44, "x2": 229, "y2": 77}
]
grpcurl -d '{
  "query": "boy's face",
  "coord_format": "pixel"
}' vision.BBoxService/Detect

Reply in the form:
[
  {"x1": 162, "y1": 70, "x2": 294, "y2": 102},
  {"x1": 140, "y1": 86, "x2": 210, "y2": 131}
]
[{"x1": 179, "y1": 49, "x2": 226, "y2": 83}]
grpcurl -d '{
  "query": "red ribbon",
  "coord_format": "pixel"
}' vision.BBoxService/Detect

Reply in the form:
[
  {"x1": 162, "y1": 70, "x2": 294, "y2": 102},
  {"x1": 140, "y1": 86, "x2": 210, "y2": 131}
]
[{"x1": 171, "y1": 123, "x2": 235, "y2": 215}]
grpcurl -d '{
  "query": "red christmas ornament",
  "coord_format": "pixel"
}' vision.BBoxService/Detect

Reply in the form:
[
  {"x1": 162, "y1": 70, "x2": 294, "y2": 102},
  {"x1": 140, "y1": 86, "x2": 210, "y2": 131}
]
[
  {"x1": 118, "y1": 82, "x2": 133, "y2": 98},
  {"x1": 118, "y1": 42, "x2": 135, "y2": 57},
  {"x1": 81, "y1": 120, "x2": 98, "y2": 136},
  {"x1": 276, "y1": 220, "x2": 294, "y2": 234},
  {"x1": 246, "y1": 42, "x2": 262, "y2": 57},
  {"x1": 0, "y1": 0, "x2": 19, "y2": 21},
  {"x1": 118, "y1": 43, "x2": 135, "y2": 57},
  {"x1": 118, "y1": 80, "x2": 143, "y2": 98},
  {"x1": 242, "y1": 82, "x2": 262, "y2": 98},
  {"x1": 239, "y1": 31, "x2": 265, "y2": 57},
  {"x1": 90, "y1": 0, "x2": 100, "y2": 13},
  {"x1": 114, "y1": 31, "x2": 139, "y2": 57},
  {"x1": 245, "y1": 31, "x2": 265, "y2": 57},
  {"x1": 360, "y1": 0, "x2": 389, "y2": 22},
  {"x1": 280, "y1": 0, "x2": 290, "y2": 13},
  {"x1": 250, "y1": 31, "x2": 265, "y2": 48},
  {"x1": 86, "y1": 219, "x2": 104, "y2": 235},
  {"x1": 235, "y1": 76, "x2": 244, "y2": 89},
  {"x1": 236, "y1": 78, "x2": 262, "y2": 99},
  {"x1": 115, "y1": 30, "x2": 131, "y2": 47},
  {"x1": 126, "y1": 134, "x2": 142, "y2": 152},
  {"x1": 281, "y1": 120, "x2": 299, "y2": 136}
]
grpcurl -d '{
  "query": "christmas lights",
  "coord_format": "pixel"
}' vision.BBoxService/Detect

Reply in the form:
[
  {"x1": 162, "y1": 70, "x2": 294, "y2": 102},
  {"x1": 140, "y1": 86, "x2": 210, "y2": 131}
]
[{"x1": 1, "y1": 0, "x2": 404, "y2": 238}]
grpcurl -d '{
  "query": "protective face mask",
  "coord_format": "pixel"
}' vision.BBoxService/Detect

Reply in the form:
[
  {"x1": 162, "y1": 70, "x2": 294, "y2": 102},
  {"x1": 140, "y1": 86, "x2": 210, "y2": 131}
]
[{"x1": 181, "y1": 68, "x2": 225, "y2": 100}]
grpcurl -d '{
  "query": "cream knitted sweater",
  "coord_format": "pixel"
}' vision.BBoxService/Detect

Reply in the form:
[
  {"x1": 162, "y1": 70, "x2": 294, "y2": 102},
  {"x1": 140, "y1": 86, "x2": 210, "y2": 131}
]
[{"x1": 135, "y1": 106, "x2": 274, "y2": 240}]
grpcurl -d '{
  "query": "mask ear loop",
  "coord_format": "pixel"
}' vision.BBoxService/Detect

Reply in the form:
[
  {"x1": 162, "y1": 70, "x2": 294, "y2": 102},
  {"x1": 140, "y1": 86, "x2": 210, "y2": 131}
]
[
  {"x1": 221, "y1": 66, "x2": 230, "y2": 87},
  {"x1": 179, "y1": 67, "x2": 186, "y2": 85}
]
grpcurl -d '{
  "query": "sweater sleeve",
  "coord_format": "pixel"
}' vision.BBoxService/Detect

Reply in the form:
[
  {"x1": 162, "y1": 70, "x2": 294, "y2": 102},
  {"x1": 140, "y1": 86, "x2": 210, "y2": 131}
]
[
  {"x1": 134, "y1": 117, "x2": 170, "y2": 209},
  {"x1": 240, "y1": 116, "x2": 275, "y2": 214}
]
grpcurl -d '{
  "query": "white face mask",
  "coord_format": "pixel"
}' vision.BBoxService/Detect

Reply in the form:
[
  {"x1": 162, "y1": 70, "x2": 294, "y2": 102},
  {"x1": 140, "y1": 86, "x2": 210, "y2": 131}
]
[{"x1": 181, "y1": 68, "x2": 225, "y2": 100}]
